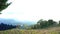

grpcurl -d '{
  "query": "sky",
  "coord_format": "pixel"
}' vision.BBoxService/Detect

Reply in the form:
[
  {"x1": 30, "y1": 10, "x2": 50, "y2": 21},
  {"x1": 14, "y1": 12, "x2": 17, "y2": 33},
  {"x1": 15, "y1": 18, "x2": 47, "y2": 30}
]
[{"x1": 0, "y1": 0, "x2": 60, "y2": 22}]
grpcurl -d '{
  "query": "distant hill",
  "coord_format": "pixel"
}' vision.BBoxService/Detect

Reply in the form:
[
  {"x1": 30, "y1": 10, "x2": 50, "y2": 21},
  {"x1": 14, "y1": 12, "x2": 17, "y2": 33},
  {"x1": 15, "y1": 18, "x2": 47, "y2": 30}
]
[
  {"x1": 0, "y1": 18, "x2": 22, "y2": 25},
  {"x1": 0, "y1": 18, "x2": 35, "y2": 26}
]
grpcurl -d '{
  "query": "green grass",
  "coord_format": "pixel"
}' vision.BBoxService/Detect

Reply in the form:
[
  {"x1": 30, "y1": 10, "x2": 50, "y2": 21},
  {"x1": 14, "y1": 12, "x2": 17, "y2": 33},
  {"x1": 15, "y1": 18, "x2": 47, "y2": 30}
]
[{"x1": 0, "y1": 27, "x2": 60, "y2": 34}]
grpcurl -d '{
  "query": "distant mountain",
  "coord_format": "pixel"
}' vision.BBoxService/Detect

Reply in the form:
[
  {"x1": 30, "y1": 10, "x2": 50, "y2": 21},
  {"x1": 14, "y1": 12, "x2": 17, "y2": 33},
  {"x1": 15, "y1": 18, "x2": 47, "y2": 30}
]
[
  {"x1": 0, "y1": 18, "x2": 23, "y2": 25},
  {"x1": 0, "y1": 18, "x2": 36, "y2": 26},
  {"x1": 21, "y1": 21, "x2": 36, "y2": 25}
]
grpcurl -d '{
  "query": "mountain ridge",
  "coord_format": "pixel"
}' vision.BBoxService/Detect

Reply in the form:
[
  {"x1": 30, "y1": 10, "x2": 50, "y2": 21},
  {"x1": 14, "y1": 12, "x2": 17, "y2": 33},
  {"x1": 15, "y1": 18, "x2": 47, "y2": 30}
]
[{"x1": 0, "y1": 18, "x2": 35, "y2": 25}]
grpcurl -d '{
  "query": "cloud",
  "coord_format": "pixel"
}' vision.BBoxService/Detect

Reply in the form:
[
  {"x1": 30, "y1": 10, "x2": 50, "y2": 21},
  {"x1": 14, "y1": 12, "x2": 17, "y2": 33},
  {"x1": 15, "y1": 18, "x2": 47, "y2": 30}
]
[{"x1": 0, "y1": 0, "x2": 60, "y2": 22}]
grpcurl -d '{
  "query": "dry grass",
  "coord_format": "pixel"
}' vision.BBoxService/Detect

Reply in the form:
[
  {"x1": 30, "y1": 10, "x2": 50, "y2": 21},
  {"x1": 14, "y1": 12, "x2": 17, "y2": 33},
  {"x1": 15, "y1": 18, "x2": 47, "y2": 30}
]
[{"x1": 0, "y1": 27, "x2": 60, "y2": 34}]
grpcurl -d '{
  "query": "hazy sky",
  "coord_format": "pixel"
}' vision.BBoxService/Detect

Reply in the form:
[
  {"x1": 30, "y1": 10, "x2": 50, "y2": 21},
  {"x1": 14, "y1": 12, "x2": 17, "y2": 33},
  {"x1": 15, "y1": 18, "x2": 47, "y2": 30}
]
[{"x1": 0, "y1": 0, "x2": 60, "y2": 22}]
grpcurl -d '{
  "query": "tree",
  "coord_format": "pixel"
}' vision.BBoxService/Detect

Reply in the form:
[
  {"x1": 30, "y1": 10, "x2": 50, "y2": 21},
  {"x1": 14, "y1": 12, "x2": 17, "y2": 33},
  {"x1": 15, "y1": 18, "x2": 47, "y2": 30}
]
[
  {"x1": 23, "y1": 24, "x2": 28, "y2": 29},
  {"x1": 0, "y1": 23, "x2": 16, "y2": 30},
  {"x1": 48, "y1": 19, "x2": 53, "y2": 25},
  {"x1": 48, "y1": 19, "x2": 57, "y2": 26},
  {"x1": 16, "y1": 25, "x2": 21, "y2": 29},
  {"x1": 37, "y1": 19, "x2": 43, "y2": 24},
  {"x1": 31, "y1": 19, "x2": 57, "y2": 29},
  {"x1": 0, "y1": 0, "x2": 11, "y2": 14},
  {"x1": 58, "y1": 21, "x2": 60, "y2": 26}
]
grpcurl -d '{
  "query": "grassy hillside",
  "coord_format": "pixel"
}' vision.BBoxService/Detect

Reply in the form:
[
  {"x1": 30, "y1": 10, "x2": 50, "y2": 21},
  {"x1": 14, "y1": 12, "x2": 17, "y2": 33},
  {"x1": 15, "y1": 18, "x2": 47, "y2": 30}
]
[{"x1": 0, "y1": 27, "x2": 60, "y2": 34}]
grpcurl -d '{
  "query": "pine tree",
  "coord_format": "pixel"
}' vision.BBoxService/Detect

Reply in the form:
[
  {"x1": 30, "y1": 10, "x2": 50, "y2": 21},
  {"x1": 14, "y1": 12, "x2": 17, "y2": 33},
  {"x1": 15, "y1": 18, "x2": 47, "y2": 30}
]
[{"x1": 0, "y1": 0, "x2": 11, "y2": 14}]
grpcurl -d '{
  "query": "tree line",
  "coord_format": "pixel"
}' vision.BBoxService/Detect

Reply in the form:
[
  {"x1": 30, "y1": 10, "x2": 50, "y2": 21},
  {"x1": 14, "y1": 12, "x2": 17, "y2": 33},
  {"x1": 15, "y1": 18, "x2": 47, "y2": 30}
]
[
  {"x1": 30, "y1": 19, "x2": 60, "y2": 29},
  {"x1": 0, "y1": 23, "x2": 16, "y2": 30}
]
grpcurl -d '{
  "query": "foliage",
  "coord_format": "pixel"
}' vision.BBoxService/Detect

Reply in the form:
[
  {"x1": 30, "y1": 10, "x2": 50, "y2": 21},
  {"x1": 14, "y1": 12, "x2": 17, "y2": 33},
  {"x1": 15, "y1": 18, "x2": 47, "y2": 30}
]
[
  {"x1": 31, "y1": 19, "x2": 58, "y2": 29},
  {"x1": 0, "y1": 23, "x2": 16, "y2": 30},
  {"x1": 58, "y1": 21, "x2": 60, "y2": 26},
  {"x1": 0, "y1": 0, "x2": 11, "y2": 14}
]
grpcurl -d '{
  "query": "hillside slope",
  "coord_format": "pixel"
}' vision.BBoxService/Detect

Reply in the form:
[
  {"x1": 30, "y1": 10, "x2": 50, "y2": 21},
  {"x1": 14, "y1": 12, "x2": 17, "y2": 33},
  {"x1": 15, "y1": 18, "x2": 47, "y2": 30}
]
[{"x1": 0, "y1": 27, "x2": 60, "y2": 34}]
